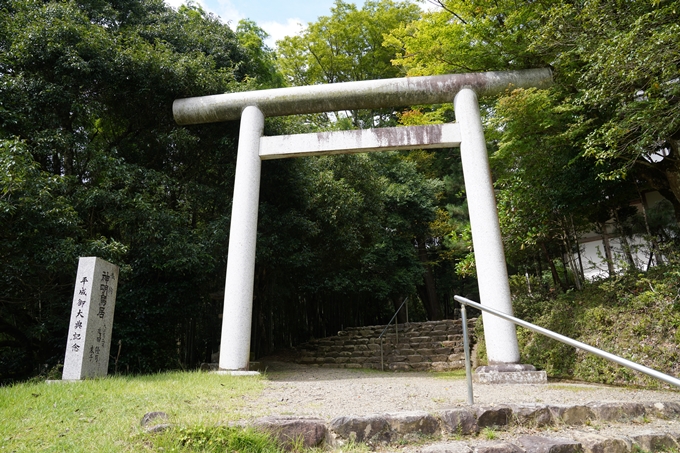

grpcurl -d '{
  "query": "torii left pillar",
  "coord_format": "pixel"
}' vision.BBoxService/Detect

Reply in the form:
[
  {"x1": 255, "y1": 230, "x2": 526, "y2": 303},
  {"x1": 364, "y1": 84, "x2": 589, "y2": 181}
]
[{"x1": 219, "y1": 106, "x2": 264, "y2": 371}]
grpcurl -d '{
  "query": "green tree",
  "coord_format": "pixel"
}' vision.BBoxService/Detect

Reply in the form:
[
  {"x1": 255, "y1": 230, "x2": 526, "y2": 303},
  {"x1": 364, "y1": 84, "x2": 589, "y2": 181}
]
[
  {"x1": 278, "y1": 0, "x2": 420, "y2": 84},
  {"x1": 236, "y1": 19, "x2": 285, "y2": 88},
  {"x1": 273, "y1": 0, "x2": 469, "y2": 321},
  {"x1": 490, "y1": 88, "x2": 640, "y2": 289},
  {"x1": 250, "y1": 149, "x2": 443, "y2": 349},
  {"x1": 384, "y1": 0, "x2": 550, "y2": 76},
  {"x1": 277, "y1": 0, "x2": 421, "y2": 129},
  {"x1": 534, "y1": 0, "x2": 680, "y2": 221},
  {"x1": 0, "y1": 140, "x2": 84, "y2": 379},
  {"x1": 387, "y1": 0, "x2": 680, "y2": 290},
  {"x1": 0, "y1": 0, "x2": 261, "y2": 380}
]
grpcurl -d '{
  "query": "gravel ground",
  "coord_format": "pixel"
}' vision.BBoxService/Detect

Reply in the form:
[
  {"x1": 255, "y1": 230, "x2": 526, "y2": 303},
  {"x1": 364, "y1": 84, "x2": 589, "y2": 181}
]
[{"x1": 239, "y1": 361, "x2": 680, "y2": 421}]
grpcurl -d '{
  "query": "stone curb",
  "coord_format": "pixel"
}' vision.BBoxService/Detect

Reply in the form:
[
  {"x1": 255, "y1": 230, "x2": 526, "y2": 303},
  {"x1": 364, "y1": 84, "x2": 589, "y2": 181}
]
[
  {"x1": 247, "y1": 401, "x2": 680, "y2": 451},
  {"x1": 413, "y1": 431, "x2": 680, "y2": 453},
  {"x1": 253, "y1": 416, "x2": 327, "y2": 450}
]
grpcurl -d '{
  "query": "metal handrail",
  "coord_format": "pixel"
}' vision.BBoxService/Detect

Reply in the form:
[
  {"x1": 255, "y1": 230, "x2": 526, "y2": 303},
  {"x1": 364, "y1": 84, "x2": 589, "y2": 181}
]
[
  {"x1": 379, "y1": 297, "x2": 409, "y2": 371},
  {"x1": 454, "y1": 295, "x2": 680, "y2": 404}
]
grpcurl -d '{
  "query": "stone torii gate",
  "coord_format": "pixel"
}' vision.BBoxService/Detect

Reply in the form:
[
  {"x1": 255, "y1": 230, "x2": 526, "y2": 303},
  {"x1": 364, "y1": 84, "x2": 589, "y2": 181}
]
[{"x1": 173, "y1": 69, "x2": 552, "y2": 375}]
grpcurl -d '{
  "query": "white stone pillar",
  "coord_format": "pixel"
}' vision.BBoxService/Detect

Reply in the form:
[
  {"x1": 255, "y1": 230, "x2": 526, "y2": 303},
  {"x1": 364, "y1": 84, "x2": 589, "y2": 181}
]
[
  {"x1": 454, "y1": 88, "x2": 520, "y2": 364},
  {"x1": 219, "y1": 105, "x2": 264, "y2": 370}
]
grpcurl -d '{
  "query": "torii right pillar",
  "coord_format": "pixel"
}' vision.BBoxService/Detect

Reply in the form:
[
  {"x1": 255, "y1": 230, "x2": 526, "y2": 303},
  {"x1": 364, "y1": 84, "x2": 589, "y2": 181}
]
[{"x1": 455, "y1": 88, "x2": 547, "y2": 384}]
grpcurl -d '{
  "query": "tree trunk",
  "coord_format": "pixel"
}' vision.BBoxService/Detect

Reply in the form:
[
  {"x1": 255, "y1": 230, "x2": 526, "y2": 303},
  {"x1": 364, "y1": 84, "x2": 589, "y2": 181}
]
[
  {"x1": 391, "y1": 295, "x2": 407, "y2": 323},
  {"x1": 63, "y1": 149, "x2": 74, "y2": 176},
  {"x1": 524, "y1": 271, "x2": 533, "y2": 295},
  {"x1": 599, "y1": 222, "x2": 616, "y2": 277},
  {"x1": 560, "y1": 249, "x2": 570, "y2": 287},
  {"x1": 562, "y1": 234, "x2": 581, "y2": 290},
  {"x1": 612, "y1": 209, "x2": 636, "y2": 270},
  {"x1": 540, "y1": 241, "x2": 567, "y2": 292},
  {"x1": 636, "y1": 185, "x2": 665, "y2": 266},
  {"x1": 570, "y1": 216, "x2": 586, "y2": 281},
  {"x1": 415, "y1": 239, "x2": 442, "y2": 321}
]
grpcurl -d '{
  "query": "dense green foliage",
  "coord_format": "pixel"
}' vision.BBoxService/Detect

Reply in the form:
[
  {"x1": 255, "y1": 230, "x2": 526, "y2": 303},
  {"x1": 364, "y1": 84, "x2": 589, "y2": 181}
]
[
  {"x1": 511, "y1": 264, "x2": 680, "y2": 388},
  {"x1": 385, "y1": 0, "x2": 680, "y2": 289},
  {"x1": 0, "y1": 0, "x2": 465, "y2": 382},
  {"x1": 278, "y1": 0, "x2": 420, "y2": 86},
  {"x1": 0, "y1": 0, "x2": 263, "y2": 381},
  {"x1": 2, "y1": 0, "x2": 680, "y2": 384},
  {"x1": 275, "y1": 0, "x2": 478, "y2": 322}
]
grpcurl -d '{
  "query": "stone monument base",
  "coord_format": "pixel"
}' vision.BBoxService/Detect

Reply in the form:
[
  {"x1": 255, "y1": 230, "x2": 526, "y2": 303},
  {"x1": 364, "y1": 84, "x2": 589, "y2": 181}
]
[{"x1": 473, "y1": 364, "x2": 547, "y2": 384}]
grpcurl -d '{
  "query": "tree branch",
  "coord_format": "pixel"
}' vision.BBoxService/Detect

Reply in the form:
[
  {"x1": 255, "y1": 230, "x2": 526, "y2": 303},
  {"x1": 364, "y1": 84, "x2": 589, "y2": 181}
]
[{"x1": 425, "y1": 0, "x2": 467, "y2": 24}]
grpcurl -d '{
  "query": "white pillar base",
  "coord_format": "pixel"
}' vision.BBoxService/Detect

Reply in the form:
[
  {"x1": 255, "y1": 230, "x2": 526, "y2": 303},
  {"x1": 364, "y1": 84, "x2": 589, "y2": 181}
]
[{"x1": 212, "y1": 370, "x2": 261, "y2": 376}]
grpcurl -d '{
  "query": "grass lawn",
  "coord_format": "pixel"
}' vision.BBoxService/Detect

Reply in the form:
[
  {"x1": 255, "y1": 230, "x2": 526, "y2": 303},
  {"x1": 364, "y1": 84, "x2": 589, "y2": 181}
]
[
  {"x1": 0, "y1": 371, "x2": 266, "y2": 452},
  {"x1": 432, "y1": 369, "x2": 467, "y2": 379}
]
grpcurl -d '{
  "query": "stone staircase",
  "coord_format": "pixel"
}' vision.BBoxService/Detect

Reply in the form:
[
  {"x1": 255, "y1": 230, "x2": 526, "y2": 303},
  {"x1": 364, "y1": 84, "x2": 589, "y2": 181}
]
[
  {"x1": 295, "y1": 319, "x2": 476, "y2": 371},
  {"x1": 253, "y1": 320, "x2": 680, "y2": 452}
]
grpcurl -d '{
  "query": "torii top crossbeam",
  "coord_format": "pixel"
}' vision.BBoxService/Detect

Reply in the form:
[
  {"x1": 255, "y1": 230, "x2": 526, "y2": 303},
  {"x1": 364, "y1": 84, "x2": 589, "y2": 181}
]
[
  {"x1": 173, "y1": 69, "x2": 552, "y2": 124},
  {"x1": 172, "y1": 69, "x2": 552, "y2": 374}
]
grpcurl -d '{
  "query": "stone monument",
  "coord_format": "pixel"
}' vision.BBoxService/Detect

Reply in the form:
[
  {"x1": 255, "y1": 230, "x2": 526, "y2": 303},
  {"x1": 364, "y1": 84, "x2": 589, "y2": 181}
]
[{"x1": 62, "y1": 257, "x2": 119, "y2": 380}]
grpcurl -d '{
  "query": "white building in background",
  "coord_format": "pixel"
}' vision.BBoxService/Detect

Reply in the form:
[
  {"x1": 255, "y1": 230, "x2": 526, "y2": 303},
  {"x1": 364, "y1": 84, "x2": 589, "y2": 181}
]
[{"x1": 576, "y1": 191, "x2": 669, "y2": 280}]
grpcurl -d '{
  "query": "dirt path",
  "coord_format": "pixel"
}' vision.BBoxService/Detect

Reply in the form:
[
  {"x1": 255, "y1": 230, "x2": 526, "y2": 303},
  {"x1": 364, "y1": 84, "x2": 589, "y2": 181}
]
[{"x1": 238, "y1": 361, "x2": 680, "y2": 421}]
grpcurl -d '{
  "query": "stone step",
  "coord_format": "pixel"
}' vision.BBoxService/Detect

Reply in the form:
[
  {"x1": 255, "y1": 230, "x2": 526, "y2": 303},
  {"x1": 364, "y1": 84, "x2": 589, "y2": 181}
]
[
  {"x1": 339, "y1": 323, "x2": 472, "y2": 337},
  {"x1": 305, "y1": 336, "x2": 464, "y2": 348},
  {"x1": 302, "y1": 333, "x2": 466, "y2": 343},
  {"x1": 294, "y1": 319, "x2": 475, "y2": 372},
  {"x1": 307, "y1": 345, "x2": 456, "y2": 356},
  {"x1": 297, "y1": 346, "x2": 465, "y2": 358},
  {"x1": 298, "y1": 350, "x2": 463, "y2": 357},
  {"x1": 341, "y1": 319, "x2": 472, "y2": 331},
  {"x1": 246, "y1": 401, "x2": 680, "y2": 452}
]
